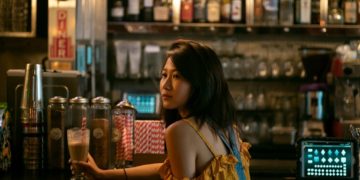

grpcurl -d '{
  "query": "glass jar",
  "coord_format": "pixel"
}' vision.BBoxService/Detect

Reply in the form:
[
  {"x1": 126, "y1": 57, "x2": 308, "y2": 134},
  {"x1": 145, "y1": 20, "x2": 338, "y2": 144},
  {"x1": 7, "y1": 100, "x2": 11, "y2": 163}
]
[
  {"x1": 69, "y1": 96, "x2": 89, "y2": 129},
  {"x1": 47, "y1": 96, "x2": 68, "y2": 170},
  {"x1": 111, "y1": 100, "x2": 136, "y2": 168},
  {"x1": 90, "y1": 96, "x2": 111, "y2": 169}
]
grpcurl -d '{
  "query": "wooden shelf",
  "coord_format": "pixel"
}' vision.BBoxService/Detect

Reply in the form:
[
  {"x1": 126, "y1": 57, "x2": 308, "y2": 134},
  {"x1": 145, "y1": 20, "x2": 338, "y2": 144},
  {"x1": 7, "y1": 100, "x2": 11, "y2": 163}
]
[{"x1": 108, "y1": 21, "x2": 360, "y2": 36}]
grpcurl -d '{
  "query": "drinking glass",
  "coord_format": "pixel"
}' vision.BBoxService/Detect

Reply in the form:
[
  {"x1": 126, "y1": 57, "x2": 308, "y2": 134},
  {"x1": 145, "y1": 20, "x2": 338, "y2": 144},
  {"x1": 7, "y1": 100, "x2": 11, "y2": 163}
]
[{"x1": 67, "y1": 128, "x2": 90, "y2": 180}]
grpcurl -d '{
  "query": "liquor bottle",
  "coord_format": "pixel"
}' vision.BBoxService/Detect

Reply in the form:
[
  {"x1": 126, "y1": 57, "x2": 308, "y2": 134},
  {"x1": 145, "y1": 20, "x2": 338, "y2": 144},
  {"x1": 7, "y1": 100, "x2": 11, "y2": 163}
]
[
  {"x1": 263, "y1": 0, "x2": 279, "y2": 25},
  {"x1": 295, "y1": 0, "x2": 300, "y2": 23},
  {"x1": 142, "y1": 0, "x2": 154, "y2": 21},
  {"x1": 311, "y1": 0, "x2": 320, "y2": 24},
  {"x1": 246, "y1": 0, "x2": 254, "y2": 25},
  {"x1": 279, "y1": 0, "x2": 294, "y2": 25},
  {"x1": 221, "y1": 0, "x2": 231, "y2": 22},
  {"x1": 111, "y1": 0, "x2": 125, "y2": 21},
  {"x1": 207, "y1": 0, "x2": 221, "y2": 22},
  {"x1": 154, "y1": 0, "x2": 170, "y2": 22},
  {"x1": 295, "y1": 0, "x2": 311, "y2": 24},
  {"x1": 194, "y1": 0, "x2": 207, "y2": 22},
  {"x1": 344, "y1": 0, "x2": 358, "y2": 24},
  {"x1": 126, "y1": 0, "x2": 140, "y2": 21},
  {"x1": 320, "y1": 0, "x2": 329, "y2": 25},
  {"x1": 358, "y1": 0, "x2": 360, "y2": 23},
  {"x1": 231, "y1": 0, "x2": 243, "y2": 23},
  {"x1": 328, "y1": 0, "x2": 344, "y2": 24},
  {"x1": 254, "y1": 0, "x2": 264, "y2": 24},
  {"x1": 181, "y1": 0, "x2": 194, "y2": 22},
  {"x1": 173, "y1": 0, "x2": 182, "y2": 24}
]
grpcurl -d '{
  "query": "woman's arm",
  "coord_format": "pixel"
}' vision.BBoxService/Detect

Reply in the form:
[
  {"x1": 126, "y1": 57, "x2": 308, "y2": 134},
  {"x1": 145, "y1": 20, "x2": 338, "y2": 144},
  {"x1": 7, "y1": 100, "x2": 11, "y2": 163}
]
[
  {"x1": 98, "y1": 163, "x2": 163, "y2": 180},
  {"x1": 165, "y1": 120, "x2": 197, "y2": 178},
  {"x1": 73, "y1": 154, "x2": 162, "y2": 180}
]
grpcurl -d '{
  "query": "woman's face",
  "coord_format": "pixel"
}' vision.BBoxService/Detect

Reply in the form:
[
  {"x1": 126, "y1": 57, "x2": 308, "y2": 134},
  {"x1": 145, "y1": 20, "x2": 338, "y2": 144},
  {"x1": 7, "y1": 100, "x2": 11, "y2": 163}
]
[{"x1": 160, "y1": 58, "x2": 191, "y2": 112}]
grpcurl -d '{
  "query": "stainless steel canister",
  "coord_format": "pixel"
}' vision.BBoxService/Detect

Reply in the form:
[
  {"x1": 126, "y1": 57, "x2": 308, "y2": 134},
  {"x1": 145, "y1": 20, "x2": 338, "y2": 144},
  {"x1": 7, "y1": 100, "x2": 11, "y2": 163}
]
[
  {"x1": 90, "y1": 96, "x2": 111, "y2": 169},
  {"x1": 69, "y1": 96, "x2": 89, "y2": 129},
  {"x1": 47, "y1": 96, "x2": 68, "y2": 170},
  {"x1": 111, "y1": 100, "x2": 136, "y2": 168},
  {"x1": 20, "y1": 63, "x2": 45, "y2": 170}
]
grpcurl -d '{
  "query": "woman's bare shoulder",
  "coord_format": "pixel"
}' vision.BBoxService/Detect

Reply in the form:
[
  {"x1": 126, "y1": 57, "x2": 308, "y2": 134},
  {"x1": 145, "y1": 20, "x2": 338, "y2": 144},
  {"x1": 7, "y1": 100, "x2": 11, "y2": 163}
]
[
  {"x1": 165, "y1": 118, "x2": 198, "y2": 164},
  {"x1": 165, "y1": 118, "x2": 196, "y2": 138}
]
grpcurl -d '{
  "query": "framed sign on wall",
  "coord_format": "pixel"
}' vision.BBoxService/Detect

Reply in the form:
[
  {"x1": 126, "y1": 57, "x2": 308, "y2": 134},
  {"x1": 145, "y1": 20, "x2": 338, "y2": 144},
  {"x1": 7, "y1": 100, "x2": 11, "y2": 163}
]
[{"x1": 0, "y1": 0, "x2": 37, "y2": 37}]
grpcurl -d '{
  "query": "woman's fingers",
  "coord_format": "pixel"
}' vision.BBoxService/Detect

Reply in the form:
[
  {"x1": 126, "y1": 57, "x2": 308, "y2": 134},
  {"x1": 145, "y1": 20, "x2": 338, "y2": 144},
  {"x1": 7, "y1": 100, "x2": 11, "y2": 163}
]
[
  {"x1": 87, "y1": 153, "x2": 94, "y2": 161},
  {"x1": 68, "y1": 154, "x2": 98, "y2": 179}
]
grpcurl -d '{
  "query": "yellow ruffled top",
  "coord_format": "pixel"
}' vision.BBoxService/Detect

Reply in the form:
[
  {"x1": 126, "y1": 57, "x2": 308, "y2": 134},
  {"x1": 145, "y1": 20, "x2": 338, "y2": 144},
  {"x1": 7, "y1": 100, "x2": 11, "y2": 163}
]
[{"x1": 158, "y1": 120, "x2": 251, "y2": 180}]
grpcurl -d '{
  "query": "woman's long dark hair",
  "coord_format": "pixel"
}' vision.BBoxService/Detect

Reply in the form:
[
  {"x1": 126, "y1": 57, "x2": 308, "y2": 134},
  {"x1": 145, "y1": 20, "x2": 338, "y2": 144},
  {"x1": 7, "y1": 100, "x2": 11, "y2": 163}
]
[{"x1": 162, "y1": 39, "x2": 237, "y2": 131}]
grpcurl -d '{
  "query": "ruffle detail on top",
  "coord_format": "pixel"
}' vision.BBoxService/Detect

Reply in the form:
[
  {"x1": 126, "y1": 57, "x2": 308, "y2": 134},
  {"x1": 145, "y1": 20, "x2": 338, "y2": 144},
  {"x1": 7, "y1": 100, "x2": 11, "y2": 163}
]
[{"x1": 159, "y1": 155, "x2": 239, "y2": 180}]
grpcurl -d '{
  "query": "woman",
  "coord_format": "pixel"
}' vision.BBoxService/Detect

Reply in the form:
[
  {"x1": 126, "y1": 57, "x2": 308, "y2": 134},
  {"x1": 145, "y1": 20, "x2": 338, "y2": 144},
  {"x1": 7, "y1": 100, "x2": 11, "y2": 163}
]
[{"x1": 72, "y1": 39, "x2": 251, "y2": 179}]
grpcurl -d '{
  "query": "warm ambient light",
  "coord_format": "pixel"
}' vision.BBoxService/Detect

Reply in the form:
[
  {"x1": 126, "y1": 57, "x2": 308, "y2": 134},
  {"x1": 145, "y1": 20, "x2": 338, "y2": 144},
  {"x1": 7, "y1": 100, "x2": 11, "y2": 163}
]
[
  {"x1": 48, "y1": 0, "x2": 76, "y2": 70},
  {"x1": 172, "y1": 0, "x2": 181, "y2": 25}
]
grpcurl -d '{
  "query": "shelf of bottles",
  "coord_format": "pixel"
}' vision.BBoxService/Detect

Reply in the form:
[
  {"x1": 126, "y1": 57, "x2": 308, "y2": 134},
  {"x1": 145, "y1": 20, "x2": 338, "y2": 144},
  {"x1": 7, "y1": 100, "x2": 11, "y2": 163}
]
[{"x1": 108, "y1": 0, "x2": 360, "y2": 35}]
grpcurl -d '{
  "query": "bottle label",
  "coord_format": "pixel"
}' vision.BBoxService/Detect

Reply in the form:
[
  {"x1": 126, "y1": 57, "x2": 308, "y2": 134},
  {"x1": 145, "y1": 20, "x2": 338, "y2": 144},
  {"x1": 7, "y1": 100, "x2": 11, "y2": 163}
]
[
  {"x1": 144, "y1": 0, "x2": 154, "y2": 7},
  {"x1": 181, "y1": 0, "x2": 193, "y2": 21},
  {"x1": 50, "y1": 128, "x2": 62, "y2": 140},
  {"x1": 93, "y1": 128, "x2": 104, "y2": 139},
  {"x1": 231, "y1": 0, "x2": 242, "y2": 21},
  {"x1": 345, "y1": 1, "x2": 357, "y2": 23},
  {"x1": 111, "y1": 7, "x2": 124, "y2": 18},
  {"x1": 154, "y1": 6, "x2": 169, "y2": 21},
  {"x1": 48, "y1": 128, "x2": 64, "y2": 169},
  {"x1": 300, "y1": 0, "x2": 311, "y2": 23},
  {"x1": 221, "y1": 3, "x2": 231, "y2": 20},
  {"x1": 23, "y1": 136, "x2": 43, "y2": 169},
  {"x1": 128, "y1": 0, "x2": 140, "y2": 15},
  {"x1": 254, "y1": 0, "x2": 263, "y2": 22},
  {"x1": 194, "y1": 0, "x2": 206, "y2": 21},
  {"x1": 207, "y1": 2, "x2": 220, "y2": 22}
]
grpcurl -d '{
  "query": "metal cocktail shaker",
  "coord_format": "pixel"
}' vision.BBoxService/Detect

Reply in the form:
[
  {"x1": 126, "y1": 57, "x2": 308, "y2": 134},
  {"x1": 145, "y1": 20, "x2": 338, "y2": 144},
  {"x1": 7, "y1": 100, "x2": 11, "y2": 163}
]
[{"x1": 20, "y1": 63, "x2": 45, "y2": 170}]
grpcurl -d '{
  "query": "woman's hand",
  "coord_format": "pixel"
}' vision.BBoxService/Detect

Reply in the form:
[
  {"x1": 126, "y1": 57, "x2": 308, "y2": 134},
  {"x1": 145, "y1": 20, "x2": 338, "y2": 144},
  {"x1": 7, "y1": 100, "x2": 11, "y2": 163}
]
[{"x1": 70, "y1": 153, "x2": 103, "y2": 180}]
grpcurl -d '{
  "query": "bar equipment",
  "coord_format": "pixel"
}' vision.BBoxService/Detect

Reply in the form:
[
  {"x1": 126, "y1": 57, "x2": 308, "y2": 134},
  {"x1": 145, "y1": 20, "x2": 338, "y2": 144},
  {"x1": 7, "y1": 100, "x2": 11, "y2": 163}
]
[
  {"x1": 90, "y1": 96, "x2": 111, "y2": 169},
  {"x1": 298, "y1": 47, "x2": 334, "y2": 138},
  {"x1": 7, "y1": 68, "x2": 84, "y2": 171},
  {"x1": 111, "y1": 100, "x2": 136, "y2": 168},
  {"x1": 334, "y1": 62, "x2": 360, "y2": 139},
  {"x1": 20, "y1": 63, "x2": 45, "y2": 170},
  {"x1": 297, "y1": 138, "x2": 358, "y2": 179}
]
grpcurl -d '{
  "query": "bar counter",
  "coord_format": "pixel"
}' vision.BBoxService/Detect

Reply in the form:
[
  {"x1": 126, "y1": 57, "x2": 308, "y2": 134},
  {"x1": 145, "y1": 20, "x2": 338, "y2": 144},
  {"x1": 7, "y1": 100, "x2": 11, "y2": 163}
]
[{"x1": 0, "y1": 154, "x2": 297, "y2": 180}]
